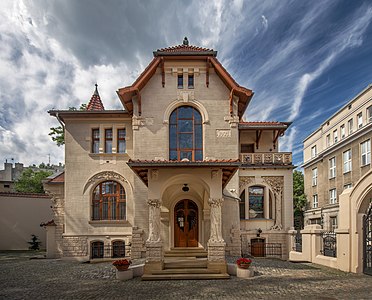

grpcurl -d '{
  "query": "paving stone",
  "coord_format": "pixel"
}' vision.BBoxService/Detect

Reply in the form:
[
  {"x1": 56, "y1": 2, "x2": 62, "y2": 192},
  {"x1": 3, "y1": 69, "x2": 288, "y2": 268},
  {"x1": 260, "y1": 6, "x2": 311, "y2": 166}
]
[{"x1": 0, "y1": 252, "x2": 372, "y2": 299}]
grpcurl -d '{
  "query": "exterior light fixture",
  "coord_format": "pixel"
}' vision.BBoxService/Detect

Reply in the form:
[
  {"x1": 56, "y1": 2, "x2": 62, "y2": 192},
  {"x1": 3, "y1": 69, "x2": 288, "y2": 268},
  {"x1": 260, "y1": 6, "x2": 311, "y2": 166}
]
[{"x1": 182, "y1": 184, "x2": 189, "y2": 192}]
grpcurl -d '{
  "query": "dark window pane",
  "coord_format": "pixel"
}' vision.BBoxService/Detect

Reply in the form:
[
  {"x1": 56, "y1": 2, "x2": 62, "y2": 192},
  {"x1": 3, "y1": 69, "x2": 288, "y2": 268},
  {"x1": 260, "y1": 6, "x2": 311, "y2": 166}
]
[
  {"x1": 179, "y1": 134, "x2": 193, "y2": 149},
  {"x1": 105, "y1": 141, "x2": 112, "y2": 153},
  {"x1": 188, "y1": 75, "x2": 194, "y2": 88},
  {"x1": 105, "y1": 129, "x2": 112, "y2": 139},
  {"x1": 180, "y1": 151, "x2": 192, "y2": 160},
  {"x1": 93, "y1": 129, "x2": 99, "y2": 139},
  {"x1": 249, "y1": 186, "x2": 264, "y2": 219},
  {"x1": 170, "y1": 125, "x2": 177, "y2": 149},
  {"x1": 118, "y1": 140, "x2": 126, "y2": 153},
  {"x1": 170, "y1": 111, "x2": 177, "y2": 124},
  {"x1": 178, "y1": 75, "x2": 183, "y2": 88},
  {"x1": 93, "y1": 141, "x2": 99, "y2": 153},
  {"x1": 178, "y1": 120, "x2": 193, "y2": 132},
  {"x1": 170, "y1": 151, "x2": 178, "y2": 161},
  {"x1": 194, "y1": 110, "x2": 202, "y2": 124},
  {"x1": 195, "y1": 125, "x2": 202, "y2": 148},
  {"x1": 178, "y1": 106, "x2": 193, "y2": 119},
  {"x1": 195, "y1": 150, "x2": 203, "y2": 161},
  {"x1": 118, "y1": 129, "x2": 126, "y2": 139}
]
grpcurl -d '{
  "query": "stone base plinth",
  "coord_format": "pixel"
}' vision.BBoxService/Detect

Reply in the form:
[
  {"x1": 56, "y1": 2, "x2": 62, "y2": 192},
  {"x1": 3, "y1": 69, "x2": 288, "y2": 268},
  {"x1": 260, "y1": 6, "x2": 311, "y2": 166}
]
[
  {"x1": 144, "y1": 261, "x2": 164, "y2": 274},
  {"x1": 145, "y1": 241, "x2": 163, "y2": 262},
  {"x1": 207, "y1": 241, "x2": 226, "y2": 262},
  {"x1": 116, "y1": 269, "x2": 133, "y2": 281},
  {"x1": 130, "y1": 264, "x2": 145, "y2": 277},
  {"x1": 237, "y1": 267, "x2": 254, "y2": 278}
]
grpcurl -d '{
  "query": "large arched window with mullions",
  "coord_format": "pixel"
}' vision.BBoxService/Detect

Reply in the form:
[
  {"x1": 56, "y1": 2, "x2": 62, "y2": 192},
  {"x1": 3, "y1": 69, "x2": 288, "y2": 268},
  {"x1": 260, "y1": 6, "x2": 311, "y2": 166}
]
[
  {"x1": 169, "y1": 106, "x2": 203, "y2": 161},
  {"x1": 92, "y1": 181, "x2": 126, "y2": 220}
]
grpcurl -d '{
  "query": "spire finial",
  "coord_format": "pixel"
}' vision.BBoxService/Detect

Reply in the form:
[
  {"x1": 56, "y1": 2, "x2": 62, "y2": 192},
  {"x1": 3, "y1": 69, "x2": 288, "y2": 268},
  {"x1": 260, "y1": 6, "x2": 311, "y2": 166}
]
[
  {"x1": 94, "y1": 83, "x2": 99, "y2": 96},
  {"x1": 183, "y1": 37, "x2": 189, "y2": 46}
]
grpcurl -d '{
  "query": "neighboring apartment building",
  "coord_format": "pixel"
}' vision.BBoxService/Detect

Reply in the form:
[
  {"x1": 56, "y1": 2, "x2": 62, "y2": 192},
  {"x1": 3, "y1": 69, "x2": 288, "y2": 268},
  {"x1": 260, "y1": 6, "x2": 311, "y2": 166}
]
[
  {"x1": 44, "y1": 38, "x2": 294, "y2": 279},
  {"x1": 303, "y1": 84, "x2": 372, "y2": 230},
  {"x1": 0, "y1": 162, "x2": 24, "y2": 192}
]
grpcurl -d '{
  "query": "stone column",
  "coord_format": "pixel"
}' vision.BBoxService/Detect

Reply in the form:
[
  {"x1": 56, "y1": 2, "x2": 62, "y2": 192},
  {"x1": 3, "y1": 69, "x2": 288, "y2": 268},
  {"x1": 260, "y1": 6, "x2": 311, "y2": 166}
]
[
  {"x1": 207, "y1": 198, "x2": 226, "y2": 271},
  {"x1": 144, "y1": 199, "x2": 163, "y2": 274}
]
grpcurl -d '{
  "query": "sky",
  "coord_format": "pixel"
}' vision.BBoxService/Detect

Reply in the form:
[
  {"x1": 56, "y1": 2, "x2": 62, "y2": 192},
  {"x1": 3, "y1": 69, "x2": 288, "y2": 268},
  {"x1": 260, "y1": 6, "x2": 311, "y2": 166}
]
[{"x1": 1, "y1": 0, "x2": 372, "y2": 168}]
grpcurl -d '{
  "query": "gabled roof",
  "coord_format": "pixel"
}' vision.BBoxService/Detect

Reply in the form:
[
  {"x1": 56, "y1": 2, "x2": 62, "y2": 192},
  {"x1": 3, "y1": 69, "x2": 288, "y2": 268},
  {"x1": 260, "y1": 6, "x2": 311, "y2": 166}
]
[
  {"x1": 117, "y1": 38, "x2": 253, "y2": 118},
  {"x1": 87, "y1": 84, "x2": 105, "y2": 111}
]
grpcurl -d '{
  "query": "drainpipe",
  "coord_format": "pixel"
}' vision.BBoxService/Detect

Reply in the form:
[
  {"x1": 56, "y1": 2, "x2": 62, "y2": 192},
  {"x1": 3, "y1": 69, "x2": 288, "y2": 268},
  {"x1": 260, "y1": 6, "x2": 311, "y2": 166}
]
[{"x1": 55, "y1": 113, "x2": 65, "y2": 129}]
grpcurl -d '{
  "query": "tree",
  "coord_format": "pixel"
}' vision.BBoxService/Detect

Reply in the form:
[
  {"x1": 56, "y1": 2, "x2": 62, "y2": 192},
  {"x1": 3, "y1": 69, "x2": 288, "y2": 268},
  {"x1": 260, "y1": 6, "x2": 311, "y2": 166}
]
[
  {"x1": 49, "y1": 104, "x2": 87, "y2": 146},
  {"x1": 293, "y1": 170, "x2": 307, "y2": 229},
  {"x1": 14, "y1": 169, "x2": 53, "y2": 193}
]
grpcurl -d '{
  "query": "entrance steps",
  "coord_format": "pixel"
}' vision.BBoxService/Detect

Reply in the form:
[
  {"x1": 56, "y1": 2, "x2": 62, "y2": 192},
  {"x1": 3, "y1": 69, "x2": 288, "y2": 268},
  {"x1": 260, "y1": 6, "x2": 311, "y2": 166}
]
[{"x1": 142, "y1": 248, "x2": 230, "y2": 280}]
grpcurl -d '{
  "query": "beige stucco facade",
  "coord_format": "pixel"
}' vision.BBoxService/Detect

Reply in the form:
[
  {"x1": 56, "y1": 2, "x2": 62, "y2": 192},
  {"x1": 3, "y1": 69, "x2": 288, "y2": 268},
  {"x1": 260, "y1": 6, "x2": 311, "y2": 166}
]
[
  {"x1": 298, "y1": 84, "x2": 372, "y2": 274},
  {"x1": 44, "y1": 41, "x2": 294, "y2": 275}
]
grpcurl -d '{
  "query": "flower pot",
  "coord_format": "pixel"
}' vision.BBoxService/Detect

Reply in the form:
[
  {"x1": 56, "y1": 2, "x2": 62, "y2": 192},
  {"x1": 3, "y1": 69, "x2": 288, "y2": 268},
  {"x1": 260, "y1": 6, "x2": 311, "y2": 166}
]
[
  {"x1": 115, "y1": 264, "x2": 130, "y2": 271},
  {"x1": 238, "y1": 263, "x2": 251, "y2": 269}
]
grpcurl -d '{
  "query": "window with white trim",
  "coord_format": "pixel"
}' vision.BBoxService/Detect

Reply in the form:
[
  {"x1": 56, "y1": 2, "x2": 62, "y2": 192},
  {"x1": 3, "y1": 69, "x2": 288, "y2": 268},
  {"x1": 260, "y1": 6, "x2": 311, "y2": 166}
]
[
  {"x1": 312, "y1": 168, "x2": 318, "y2": 186},
  {"x1": 361, "y1": 139, "x2": 371, "y2": 166},
  {"x1": 343, "y1": 149, "x2": 352, "y2": 173},
  {"x1": 368, "y1": 106, "x2": 372, "y2": 123},
  {"x1": 340, "y1": 125, "x2": 345, "y2": 139},
  {"x1": 329, "y1": 188, "x2": 337, "y2": 204},
  {"x1": 330, "y1": 217, "x2": 338, "y2": 231},
  {"x1": 312, "y1": 194, "x2": 318, "y2": 208},
  {"x1": 357, "y1": 113, "x2": 363, "y2": 129},
  {"x1": 311, "y1": 145, "x2": 317, "y2": 158},
  {"x1": 348, "y1": 118, "x2": 354, "y2": 134},
  {"x1": 329, "y1": 157, "x2": 336, "y2": 179},
  {"x1": 326, "y1": 134, "x2": 331, "y2": 147},
  {"x1": 344, "y1": 183, "x2": 352, "y2": 190},
  {"x1": 333, "y1": 129, "x2": 338, "y2": 143}
]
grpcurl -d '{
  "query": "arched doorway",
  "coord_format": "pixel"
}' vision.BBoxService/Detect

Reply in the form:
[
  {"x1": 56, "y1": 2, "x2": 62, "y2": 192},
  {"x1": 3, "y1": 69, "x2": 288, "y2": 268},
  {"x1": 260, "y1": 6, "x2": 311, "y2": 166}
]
[
  {"x1": 174, "y1": 199, "x2": 198, "y2": 247},
  {"x1": 364, "y1": 202, "x2": 372, "y2": 275}
]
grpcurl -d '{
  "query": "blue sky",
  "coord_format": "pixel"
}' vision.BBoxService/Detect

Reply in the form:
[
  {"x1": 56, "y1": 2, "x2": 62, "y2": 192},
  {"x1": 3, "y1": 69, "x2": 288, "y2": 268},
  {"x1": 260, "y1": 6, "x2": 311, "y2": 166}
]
[{"x1": 0, "y1": 0, "x2": 372, "y2": 167}]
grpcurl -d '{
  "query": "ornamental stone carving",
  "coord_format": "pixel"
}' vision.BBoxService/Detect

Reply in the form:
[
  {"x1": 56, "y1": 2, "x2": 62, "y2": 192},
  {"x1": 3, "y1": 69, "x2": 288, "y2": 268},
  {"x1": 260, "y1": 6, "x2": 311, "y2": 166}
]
[
  {"x1": 208, "y1": 198, "x2": 224, "y2": 243},
  {"x1": 147, "y1": 199, "x2": 162, "y2": 243},
  {"x1": 262, "y1": 176, "x2": 284, "y2": 230},
  {"x1": 84, "y1": 171, "x2": 127, "y2": 193},
  {"x1": 239, "y1": 176, "x2": 254, "y2": 191},
  {"x1": 151, "y1": 169, "x2": 159, "y2": 180}
]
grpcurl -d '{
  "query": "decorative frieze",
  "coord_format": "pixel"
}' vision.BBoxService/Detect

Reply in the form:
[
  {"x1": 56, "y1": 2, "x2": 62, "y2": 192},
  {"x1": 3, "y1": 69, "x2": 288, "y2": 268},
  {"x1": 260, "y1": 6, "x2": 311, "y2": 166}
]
[
  {"x1": 239, "y1": 176, "x2": 254, "y2": 191},
  {"x1": 216, "y1": 129, "x2": 231, "y2": 138}
]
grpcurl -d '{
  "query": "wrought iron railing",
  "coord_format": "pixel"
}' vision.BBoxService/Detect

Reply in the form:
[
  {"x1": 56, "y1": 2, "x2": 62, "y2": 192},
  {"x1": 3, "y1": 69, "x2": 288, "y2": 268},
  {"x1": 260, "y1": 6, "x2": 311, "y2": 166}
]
[
  {"x1": 321, "y1": 232, "x2": 337, "y2": 257},
  {"x1": 91, "y1": 243, "x2": 131, "y2": 259},
  {"x1": 240, "y1": 152, "x2": 292, "y2": 165},
  {"x1": 293, "y1": 231, "x2": 302, "y2": 252}
]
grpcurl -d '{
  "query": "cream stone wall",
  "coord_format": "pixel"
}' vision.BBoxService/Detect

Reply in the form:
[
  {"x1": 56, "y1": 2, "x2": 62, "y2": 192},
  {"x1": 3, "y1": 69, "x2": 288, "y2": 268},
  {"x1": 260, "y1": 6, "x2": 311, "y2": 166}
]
[
  {"x1": 0, "y1": 194, "x2": 52, "y2": 250},
  {"x1": 240, "y1": 131, "x2": 279, "y2": 152}
]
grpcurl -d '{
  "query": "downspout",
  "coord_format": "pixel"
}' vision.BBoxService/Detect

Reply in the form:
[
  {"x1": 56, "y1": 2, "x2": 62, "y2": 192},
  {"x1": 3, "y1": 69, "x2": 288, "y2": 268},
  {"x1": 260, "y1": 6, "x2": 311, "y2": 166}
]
[{"x1": 55, "y1": 113, "x2": 65, "y2": 130}]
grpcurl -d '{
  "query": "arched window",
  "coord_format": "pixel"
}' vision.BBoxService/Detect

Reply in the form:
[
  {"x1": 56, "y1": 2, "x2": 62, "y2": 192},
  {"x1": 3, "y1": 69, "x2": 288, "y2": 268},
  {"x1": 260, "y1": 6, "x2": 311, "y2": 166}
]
[
  {"x1": 91, "y1": 241, "x2": 104, "y2": 259},
  {"x1": 112, "y1": 240, "x2": 125, "y2": 258},
  {"x1": 248, "y1": 186, "x2": 264, "y2": 219},
  {"x1": 169, "y1": 106, "x2": 202, "y2": 161},
  {"x1": 240, "y1": 186, "x2": 267, "y2": 219},
  {"x1": 92, "y1": 181, "x2": 126, "y2": 220}
]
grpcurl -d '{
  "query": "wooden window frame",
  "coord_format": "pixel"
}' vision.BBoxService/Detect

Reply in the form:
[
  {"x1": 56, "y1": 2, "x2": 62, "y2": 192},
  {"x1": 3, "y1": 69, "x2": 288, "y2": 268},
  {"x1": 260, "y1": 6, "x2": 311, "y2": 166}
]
[
  {"x1": 92, "y1": 181, "x2": 126, "y2": 221},
  {"x1": 177, "y1": 74, "x2": 183, "y2": 89},
  {"x1": 188, "y1": 74, "x2": 194, "y2": 89},
  {"x1": 105, "y1": 129, "x2": 113, "y2": 153},
  {"x1": 117, "y1": 128, "x2": 126, "y2": 154},
  {"x1": 92, "y1": 128, "x2": 100, "y2": 153},
  {"x1": 169, "y1": 106, "x2": 203, "y2": 161}
]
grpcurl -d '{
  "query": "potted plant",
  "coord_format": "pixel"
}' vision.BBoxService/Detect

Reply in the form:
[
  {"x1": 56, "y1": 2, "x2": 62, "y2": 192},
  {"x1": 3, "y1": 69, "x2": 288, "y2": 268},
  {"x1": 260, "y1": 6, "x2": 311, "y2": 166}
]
[
  {"x1": 112, "y1": 259, "x2": 132, "y2": 271},
  {"x1": 236, "y1": 257, "x2": 252, "y2": 269}
]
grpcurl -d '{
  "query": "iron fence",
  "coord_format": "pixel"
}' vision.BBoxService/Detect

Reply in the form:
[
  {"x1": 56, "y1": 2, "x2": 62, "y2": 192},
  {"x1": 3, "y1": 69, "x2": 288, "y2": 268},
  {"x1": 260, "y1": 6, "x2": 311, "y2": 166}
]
[
  {"x1": 293, "y1": 231, "x2": 302, "y2": 252},
  {"x1": 321, "y1": 232, "x2": 337, "y2": 257},
  {"x1": 243, "y1": 242, "x2": 282, "y2": 258}
]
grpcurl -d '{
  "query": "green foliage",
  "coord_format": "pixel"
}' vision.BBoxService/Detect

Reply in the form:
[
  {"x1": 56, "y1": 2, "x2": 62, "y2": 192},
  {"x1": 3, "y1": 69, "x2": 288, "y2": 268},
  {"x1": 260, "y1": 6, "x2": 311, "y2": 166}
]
[
  {"x1": 49, "y1": 104, "x2": 87, "y2": 146},
  {"x1": 14, "y1": 169, "x2": 53, "y2": 193},
  {"x1": 28, "y1": 234, "x2": 41, "y2": 250},
  {"x1": 293, "y1": 170, "x2": 307, "y2": 214}
]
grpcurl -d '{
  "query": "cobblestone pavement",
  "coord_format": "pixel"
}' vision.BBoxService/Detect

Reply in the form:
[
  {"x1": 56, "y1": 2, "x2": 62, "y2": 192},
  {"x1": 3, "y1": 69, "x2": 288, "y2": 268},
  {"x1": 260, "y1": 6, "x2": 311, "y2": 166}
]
[{"x1": 1, "y1": 251, "x2": 372, "y2": 300}]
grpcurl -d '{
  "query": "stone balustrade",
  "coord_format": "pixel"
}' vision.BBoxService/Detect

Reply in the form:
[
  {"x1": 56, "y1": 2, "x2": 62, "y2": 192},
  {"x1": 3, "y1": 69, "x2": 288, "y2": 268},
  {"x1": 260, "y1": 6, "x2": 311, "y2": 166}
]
[{"x1": 240, "y1": 152, "x2": 292, "y2": 165}]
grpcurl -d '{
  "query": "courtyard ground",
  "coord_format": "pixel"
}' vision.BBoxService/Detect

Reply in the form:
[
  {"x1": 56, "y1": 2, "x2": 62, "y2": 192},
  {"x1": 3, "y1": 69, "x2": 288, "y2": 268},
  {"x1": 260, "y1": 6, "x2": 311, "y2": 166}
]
[{"x1": 0, "y1": 251, "x2": 371, "y2": 299}]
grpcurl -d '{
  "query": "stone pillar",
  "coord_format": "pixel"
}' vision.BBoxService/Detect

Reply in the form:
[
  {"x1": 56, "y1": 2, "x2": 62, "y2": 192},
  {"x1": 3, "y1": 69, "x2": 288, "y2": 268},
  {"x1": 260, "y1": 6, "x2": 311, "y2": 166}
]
[
  {"x1": 207, "y1": 198, "x2": 226, "y2": 272},
  {"x1": 131, "y1": 227, "x2": 145, "y2": 259},
  {"x1": 144, "y1": 199, "x2": 163, "y2": 274}
]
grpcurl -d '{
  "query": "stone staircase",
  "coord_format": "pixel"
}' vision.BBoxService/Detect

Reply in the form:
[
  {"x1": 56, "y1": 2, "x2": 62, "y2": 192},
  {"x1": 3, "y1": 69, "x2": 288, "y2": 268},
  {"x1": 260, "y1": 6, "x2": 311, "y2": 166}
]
[{"x1": 141, "y1": 248, "x2": 230, "y2": 280}]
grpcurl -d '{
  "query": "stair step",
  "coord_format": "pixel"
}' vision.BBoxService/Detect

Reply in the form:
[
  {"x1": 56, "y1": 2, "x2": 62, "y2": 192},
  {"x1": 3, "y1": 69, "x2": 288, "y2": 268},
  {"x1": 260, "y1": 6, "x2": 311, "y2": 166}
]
[
  {"x1": 152, "y1": 268, "x2": 221, "y2": 275},
  {"x1": 164, "y1": 252, "x2": 207, "y2": 257},
  {"x1": 142, "y1": 273, "x2": 230, "y2": 281},
  {"x1": 164, "y1": 260, "x2": 208, "y2": 269}
]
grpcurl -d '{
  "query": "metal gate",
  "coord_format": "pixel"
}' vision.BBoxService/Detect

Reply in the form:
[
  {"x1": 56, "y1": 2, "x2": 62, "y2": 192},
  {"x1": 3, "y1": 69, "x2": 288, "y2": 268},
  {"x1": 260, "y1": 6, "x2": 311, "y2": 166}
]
[{"x1": 364, "y1": 202, "x2": 372, "y2": 275}]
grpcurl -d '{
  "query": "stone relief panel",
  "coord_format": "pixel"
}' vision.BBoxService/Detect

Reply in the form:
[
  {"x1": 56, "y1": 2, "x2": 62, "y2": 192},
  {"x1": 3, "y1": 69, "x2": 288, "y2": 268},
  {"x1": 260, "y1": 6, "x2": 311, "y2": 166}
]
[
  {"x1": 239, "y1": 176, "x2": 255, "y2": 191},
  {"x1": 147, "y1": 199, "x2": 162, "y2": 243},
  {"x1": 84, "y1": 171, "x2": 128, "y2": 193},
  {"x1": 262, "y1": 176, "x2": 284, "y2": 230},
  {"x1": 208, "y1": 198, "x2": 224, "y2": 243}
]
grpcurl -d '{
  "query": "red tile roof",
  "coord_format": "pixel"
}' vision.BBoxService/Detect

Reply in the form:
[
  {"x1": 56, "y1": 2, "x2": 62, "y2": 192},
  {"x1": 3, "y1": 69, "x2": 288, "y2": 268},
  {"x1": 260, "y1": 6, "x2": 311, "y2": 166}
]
[
  {"x1": 40, "y1": 220, "x2": 56, "y2": 227},
  {"x1": 49, "y1": 172, "x2": 64, "y2": 183},
  {"x1": 239, "y1": 121, "x2": 292, "y2": 129},
  {"x1": 128, "y1": 159, "x2": 240, "y2": 165},
  {"x1": 87, "y1": 84, "x2": 105, "y2": 111},
  {"x1": 240, "y1": 121, "x2": 287, "y2": 126}
]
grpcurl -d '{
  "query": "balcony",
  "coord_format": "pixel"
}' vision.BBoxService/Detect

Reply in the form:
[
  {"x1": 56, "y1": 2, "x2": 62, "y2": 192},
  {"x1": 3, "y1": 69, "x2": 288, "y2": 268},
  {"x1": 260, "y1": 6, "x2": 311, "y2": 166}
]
[{"x1": 240, "y1": 152, "x2": 292, "y2": 165}]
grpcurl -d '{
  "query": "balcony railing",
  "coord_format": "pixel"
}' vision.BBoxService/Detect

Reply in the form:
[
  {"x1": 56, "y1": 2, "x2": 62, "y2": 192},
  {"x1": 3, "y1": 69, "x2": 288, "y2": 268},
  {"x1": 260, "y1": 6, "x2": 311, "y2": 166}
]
[{"x1": 240, "y1": 152, "x2": 292, "y2": 165}]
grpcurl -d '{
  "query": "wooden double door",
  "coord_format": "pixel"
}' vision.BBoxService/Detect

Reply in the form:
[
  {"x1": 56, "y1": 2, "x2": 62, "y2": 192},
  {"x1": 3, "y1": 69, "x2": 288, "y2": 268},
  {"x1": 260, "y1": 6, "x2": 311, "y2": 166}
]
[{"x1": 174, "y1": 199, "x2": 198, "y2": 247}]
